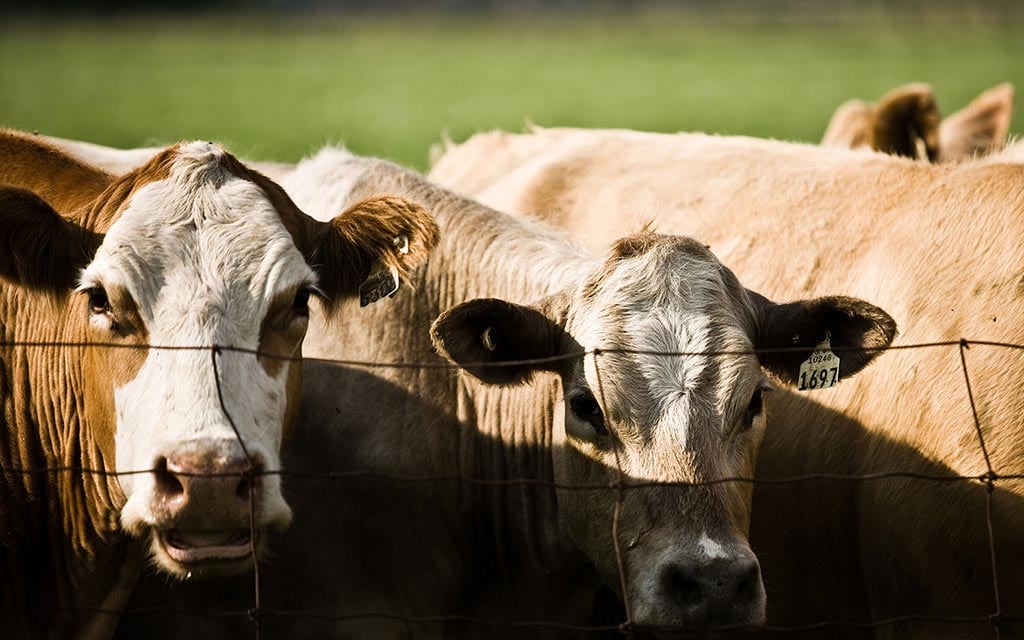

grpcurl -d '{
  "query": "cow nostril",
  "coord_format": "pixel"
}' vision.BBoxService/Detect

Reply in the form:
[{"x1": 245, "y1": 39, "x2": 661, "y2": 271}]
[
  {"x1": 735, "y1": 562, "x2": 761, "y2": 603},
  {"x1": 153, "y1": 457, "x2": 184, "y2": 497},
  {"x1": 666, "y1": 568, "x2": 703, "y2": 608}
]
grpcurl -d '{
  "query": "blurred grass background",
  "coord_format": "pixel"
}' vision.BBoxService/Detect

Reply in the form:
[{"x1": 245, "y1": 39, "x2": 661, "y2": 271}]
[{"x1": 2, "y1": 7, "x2": 1022, "y2": 170}]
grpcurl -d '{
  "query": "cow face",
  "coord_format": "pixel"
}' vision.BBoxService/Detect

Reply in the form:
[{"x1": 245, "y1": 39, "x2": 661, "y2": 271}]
[
  {"x1": 0, "y1": 141, "x2": 438, "y2": 578},
  {"x1": 432, "y1": 233, "x2": 895, "y2": 632}
]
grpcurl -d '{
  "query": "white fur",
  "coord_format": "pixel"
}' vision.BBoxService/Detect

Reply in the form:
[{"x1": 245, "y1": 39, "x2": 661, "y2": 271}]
[
  {"x1": 697, "y1": 533, "x2": 733, "y2": 561},
  {"x1": 80, "y1": 143, "x2": 313, "y2": 533}
]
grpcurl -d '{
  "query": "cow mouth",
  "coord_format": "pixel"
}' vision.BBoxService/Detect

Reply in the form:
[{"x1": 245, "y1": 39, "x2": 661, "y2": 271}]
[{"x1": 156, "y1": 528, "x2": 255, "y2": 566}]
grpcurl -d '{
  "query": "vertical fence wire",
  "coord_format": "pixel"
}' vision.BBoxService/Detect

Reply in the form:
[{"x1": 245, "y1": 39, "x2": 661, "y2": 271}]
[
  {"x1": 958, "y1": 340, "x2": 1002, "y2": 638},
  {"x1": 210, "y1": 346, "x2": 262, "y2": 640},
  {"x1": 592, "y1": 347, "x2": 634, "y2": 636}
]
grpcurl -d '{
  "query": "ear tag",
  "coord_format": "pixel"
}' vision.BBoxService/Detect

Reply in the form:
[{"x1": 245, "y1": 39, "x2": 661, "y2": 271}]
[
  {"x1": 358, "y1": 263, "x2": 400, "y2": 307},
  {"x1": 797, "y1": 339, "x2": 841, "y2": 391}
]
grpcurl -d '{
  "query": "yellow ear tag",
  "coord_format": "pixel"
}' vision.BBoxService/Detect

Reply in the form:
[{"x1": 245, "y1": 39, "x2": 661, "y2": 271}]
[{"x1": 797, "y1": 339, "x2": 841, "y2": 391}]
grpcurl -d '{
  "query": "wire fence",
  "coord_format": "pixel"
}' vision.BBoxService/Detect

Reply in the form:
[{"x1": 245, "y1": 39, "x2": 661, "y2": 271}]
[{"x1": 1, "y1": 337, "x2": 1018, "y2": 638}]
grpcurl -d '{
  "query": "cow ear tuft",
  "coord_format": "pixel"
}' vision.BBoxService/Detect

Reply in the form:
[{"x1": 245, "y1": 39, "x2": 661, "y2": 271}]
[
  {"x1": 309, "y1": 197, "x2": 440, "y2": 310},
  {"x1": 751, "y1": 293, "x2": 897, "y2": 386},
  {"x1": 871, "y1": 83, "x2": 941, "y2": 161},
  {"x1": 0, "y1": 187, "x2": 100, "y2": 293},
  {"x1": 431, "y1": 297, "x2": 567, "y2": 386}
]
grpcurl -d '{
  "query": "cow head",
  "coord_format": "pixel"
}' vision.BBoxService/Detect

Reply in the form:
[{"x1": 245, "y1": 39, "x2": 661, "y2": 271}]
[
  {"x1": 0, "y1": 140, "x2": 438, "y2": 578},
  {"x1": 432, "y1": 233, "x2": 895, "y2": 632}
]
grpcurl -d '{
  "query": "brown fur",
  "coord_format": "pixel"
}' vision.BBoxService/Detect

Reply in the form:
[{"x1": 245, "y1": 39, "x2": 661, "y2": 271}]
[
  {"x1": 310, "y1": 196, "x2": 440, "y2": 309},
  {"x1": 431, "y1": 126, "x2": 1024, "y2": 637},
  {"x1": 821, "y1": 83, "x2": 1014, "y2": 163}
]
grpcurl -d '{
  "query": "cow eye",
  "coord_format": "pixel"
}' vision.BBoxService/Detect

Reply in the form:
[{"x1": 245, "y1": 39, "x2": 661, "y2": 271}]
[
  {"x1": 569, "y1": 391, "x2": 607, "y2": 436},
  {"x1": 292, "y1": 288, "x2": 312, "y2": 317},
  {"x1": 740, "y1": 389, "x2": 764, "y2": 433},
  {"x1": 87, "y1": 287, "x2": 111, "y2": 315}
]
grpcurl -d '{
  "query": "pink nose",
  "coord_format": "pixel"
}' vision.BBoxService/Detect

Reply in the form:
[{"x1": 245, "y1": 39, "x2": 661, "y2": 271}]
[{"x1": 151, "y1": 448, "x2": 257, "y2": 528}]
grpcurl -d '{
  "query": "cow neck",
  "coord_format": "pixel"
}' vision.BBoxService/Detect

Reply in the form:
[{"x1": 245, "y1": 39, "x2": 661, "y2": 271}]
[
  {"x1": 0, "y1": 286, "x2": 126, "y2": 564},
  {"x1": 343, "y1": 159, "x2": 592, "y2": 570}
]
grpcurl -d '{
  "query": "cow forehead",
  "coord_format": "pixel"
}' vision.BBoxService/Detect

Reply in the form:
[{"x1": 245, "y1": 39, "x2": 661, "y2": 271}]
[
  {"x1": 81, "y1": 144, "x2": 315, "y2": 334},
  {"x1": 572, "y1": 239, "x2": 759, "y2": 431}
]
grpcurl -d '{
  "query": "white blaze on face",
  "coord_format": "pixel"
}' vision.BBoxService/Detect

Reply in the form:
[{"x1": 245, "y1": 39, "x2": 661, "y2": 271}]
[
  {"x1": 572, "y1": 244, "x2": 756, "y2": 474},
  {"x1": 697, "y1": 532, "x2": 733, "y2": 561},
  {"x1": 79, "y1": 142, "x2": 314, "y2": 533}
]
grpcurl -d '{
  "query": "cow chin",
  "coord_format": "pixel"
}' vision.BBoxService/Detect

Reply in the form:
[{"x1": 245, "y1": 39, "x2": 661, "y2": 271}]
[{"x1": 119, "y1": 470, "x2": 293, "y2": 579}]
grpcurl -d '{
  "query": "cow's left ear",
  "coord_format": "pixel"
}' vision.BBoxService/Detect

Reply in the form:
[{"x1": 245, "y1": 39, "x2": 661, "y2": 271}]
[
  {"x1": 308, "y1": 197, "x2": 440, "y2": 309},
  {"x1": 0, "y1": 187, "x2": 100, "y2": 293},
  {"x1": 750, "y1": 292, "x2": 897, "y2": 386},
  {"x1": 431, "y1": 296, "x2": 568, "y2": 386}
]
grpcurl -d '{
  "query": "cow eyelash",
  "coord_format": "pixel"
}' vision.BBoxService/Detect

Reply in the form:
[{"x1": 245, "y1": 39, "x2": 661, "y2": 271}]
[{"x1": 569, "y1": 391, "x2": 607, "y2": 437}]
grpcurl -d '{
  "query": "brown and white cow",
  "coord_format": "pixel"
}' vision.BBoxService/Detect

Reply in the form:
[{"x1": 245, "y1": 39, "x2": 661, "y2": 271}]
[
  {"x1": 56, "y1": 141, "x2": 897, "y2": 637},
  {"x1": 0, "y1": 130, "x2": 437, "y2": 638},
  {"x1": 430, "y1": 127, "x2": 1024, "y2": 637},
  {"x1": 821, "y1": 82, "x2": 1014, "y2": 162}
]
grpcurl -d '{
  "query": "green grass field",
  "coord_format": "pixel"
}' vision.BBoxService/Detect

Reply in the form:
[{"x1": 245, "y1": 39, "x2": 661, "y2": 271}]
[{"x1": 2, "y1": 11, "x2": 1021, "y2": 169}]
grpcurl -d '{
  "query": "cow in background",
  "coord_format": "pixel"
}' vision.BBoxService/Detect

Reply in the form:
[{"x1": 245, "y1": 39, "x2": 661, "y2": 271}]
[{"x1": 821, "y1": 82, "x2": 1014, "y2": 162}]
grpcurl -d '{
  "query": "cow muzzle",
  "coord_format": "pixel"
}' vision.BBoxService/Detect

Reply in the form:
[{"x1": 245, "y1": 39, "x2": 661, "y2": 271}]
[
  {"x1": 632, "y1": 544, "x2": 765, "y2": 635},
  {"x1": 128, "y1": 440, "x2": 292, "y2": 578}
]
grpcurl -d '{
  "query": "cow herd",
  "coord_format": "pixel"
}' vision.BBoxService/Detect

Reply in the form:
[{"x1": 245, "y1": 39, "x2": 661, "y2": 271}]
[{"x1": 0, "y1": 82, "x2": 1017, "y2": 639}]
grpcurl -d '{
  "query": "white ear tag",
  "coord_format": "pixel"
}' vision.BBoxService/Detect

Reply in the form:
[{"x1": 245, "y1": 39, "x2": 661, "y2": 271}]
[
  {"x1": 797, "y1": 339, "x2": 841, "y2": 391},
  {"x1": 358, "y1": 235, "x2": 410, "y2": 307}
]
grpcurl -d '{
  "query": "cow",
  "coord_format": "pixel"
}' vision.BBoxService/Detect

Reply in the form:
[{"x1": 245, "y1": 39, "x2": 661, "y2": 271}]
[
  {"x1": 821, "y1": 82, "x2": 1014, "y2": 162},
  {"x1": 0, "y1": 129, "x2": 438, "y2": 638},
  {"x1": 55, "y1": 139, "x2": 899, "y2": 637},
  {"x1": 429, "y1": 126, "x2": 1024, "y2": 638}
]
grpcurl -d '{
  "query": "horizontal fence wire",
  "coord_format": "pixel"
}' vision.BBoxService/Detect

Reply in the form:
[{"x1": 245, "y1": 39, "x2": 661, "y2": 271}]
[{"x1": 0, "y1": 338, "x2": 1019, "y2": 636}]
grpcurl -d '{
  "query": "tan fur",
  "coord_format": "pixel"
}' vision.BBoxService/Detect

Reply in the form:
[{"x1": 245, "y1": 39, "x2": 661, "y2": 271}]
[{"x1": 431, "y1": 127, "x2": 1024, "y2": 637}]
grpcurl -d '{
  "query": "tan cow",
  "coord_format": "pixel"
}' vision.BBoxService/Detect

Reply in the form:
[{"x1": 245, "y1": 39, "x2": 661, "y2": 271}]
[
  {"x1": 430, "y1": 127, "x2": 1024, "y2": 637},
  {"x1": 821, "y1": 82, "x2": 1014, "y2": 162},
  {"x1": 0, "y1": 130, "x2": 437, "y2": 638},
  {"x1": 41, "y1": 140, "x2": 896, "y2": 637}
]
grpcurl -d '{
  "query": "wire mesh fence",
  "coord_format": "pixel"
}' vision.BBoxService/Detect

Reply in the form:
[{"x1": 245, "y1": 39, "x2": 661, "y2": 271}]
[{"x1": 0, "y1": 337, "x2": 1017, "y2": 638}]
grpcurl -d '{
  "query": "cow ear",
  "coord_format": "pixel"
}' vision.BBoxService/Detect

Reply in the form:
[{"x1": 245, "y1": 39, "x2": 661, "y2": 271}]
[
  {"x1": 939, "y1": 83, "x2": 1014, "y2": 161},
  {"x1": 871, "y1": 83, "x2": 941, "y2": 161},
  {"x1": 821, "y1": 99, "x2": 873, "y2": 149},
  {"x1": 431, "y1": 297, "x2": 567, "y2": 386},
  {"x1": 750, "y1": 292, "x2": 897, "y2": 386},
  {"x1": 0, "y1": 187, "x2": 100, "y2": 293},
  {"x1": 309, "y1": 197, "x2": 440, "y2": 309}
]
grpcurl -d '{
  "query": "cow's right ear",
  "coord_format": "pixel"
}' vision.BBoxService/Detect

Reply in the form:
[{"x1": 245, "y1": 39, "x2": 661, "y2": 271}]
[
  {"x1": 0, "y1": 187, "x2": 99, "y2": 293},
  {"x1": 750, "y1": 292, "x2": 898, "y2": 386},
  {"x1": 939, "y1": 83, "x2": 1014, "y2": 161},
  {"x1": 308, "y1": 197, "x2": 440, "y2": 310},
  {"x1": 431, "y1": 297, "x2": 567, "y2": 386},
  {"x1": 871, "y1": 83, "x2": 940, "y2": 161}
]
